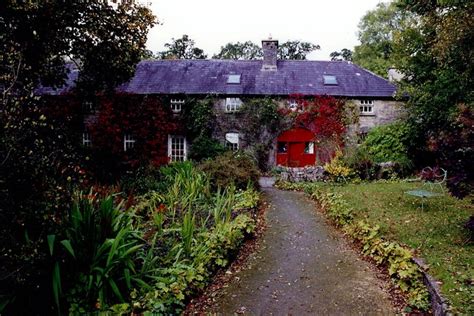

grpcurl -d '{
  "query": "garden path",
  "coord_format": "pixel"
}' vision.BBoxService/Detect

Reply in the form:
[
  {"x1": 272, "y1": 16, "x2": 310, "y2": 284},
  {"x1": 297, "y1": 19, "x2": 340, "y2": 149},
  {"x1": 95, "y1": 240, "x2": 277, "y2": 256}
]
[{"x1": 209, "y1": 178, "x2": 395, "y2": 315}]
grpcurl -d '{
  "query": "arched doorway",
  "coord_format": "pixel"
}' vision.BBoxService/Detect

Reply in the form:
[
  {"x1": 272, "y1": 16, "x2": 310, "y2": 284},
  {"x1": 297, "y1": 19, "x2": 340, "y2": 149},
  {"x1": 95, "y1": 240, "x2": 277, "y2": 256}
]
[{"x1": 276, "y1": 128, "x2": 316, "y2": 167}]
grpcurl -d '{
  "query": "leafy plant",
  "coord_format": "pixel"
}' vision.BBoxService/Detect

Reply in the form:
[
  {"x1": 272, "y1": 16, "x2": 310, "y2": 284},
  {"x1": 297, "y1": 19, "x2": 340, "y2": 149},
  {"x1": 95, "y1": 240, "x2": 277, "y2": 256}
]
[
  {"x1": 48, "y1": 191, "x2": 144, "y2": 313},
  {"x1": 181, "y1": 212, "x2": 195, "y2": 255},
  {"x1": 198, "y1": 151, "x2": 260, "y2": 190},
  {"x1": 361, "y1": 122, "x2": 413, "y2": 176},
  {"x1": 324, "y1": 149, "x2": 354, "y2": 182},
  {"x1": 188, "y1": 135, "x2": 226, "y2": 162},
  {"x1": 128, "y1": 163, "x2": 258, "y2": 314}
]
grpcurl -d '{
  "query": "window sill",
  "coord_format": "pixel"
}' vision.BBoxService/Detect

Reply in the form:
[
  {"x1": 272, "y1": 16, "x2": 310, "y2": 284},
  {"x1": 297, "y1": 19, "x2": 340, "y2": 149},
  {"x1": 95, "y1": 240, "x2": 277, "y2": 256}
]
[{"x1": 359, "y1": 113, "x2": 376, "y2": 117}]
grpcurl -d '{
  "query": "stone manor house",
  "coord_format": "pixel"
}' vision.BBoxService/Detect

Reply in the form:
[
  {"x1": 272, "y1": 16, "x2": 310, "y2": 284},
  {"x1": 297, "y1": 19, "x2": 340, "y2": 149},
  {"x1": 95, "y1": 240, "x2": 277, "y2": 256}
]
[{"x1": 41, "y1": 39, "x2": 402, "y2": 168}]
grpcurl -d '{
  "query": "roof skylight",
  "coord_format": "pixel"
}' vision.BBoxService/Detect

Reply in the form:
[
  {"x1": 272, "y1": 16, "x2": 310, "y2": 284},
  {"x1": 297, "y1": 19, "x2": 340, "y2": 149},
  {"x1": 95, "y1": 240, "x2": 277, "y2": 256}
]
[
  {"x1": 227, "y1": 74, "x2": 241, "y2": 84},
  {"x1": 323, "y1": 75, "x2": 338, "y2": 85}
]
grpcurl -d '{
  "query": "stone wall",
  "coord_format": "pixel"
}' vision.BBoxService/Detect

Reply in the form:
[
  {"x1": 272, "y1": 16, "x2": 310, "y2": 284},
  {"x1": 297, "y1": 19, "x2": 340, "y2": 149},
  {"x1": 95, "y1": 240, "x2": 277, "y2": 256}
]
[
  {"x1": 352, "y1": 99, "x2": 405, "y2": 131},
  {"x1": 208, "y1": 97, "x2": 405, "y2": 167},
  {"x1": 278, "y1": 166, "x2": 326, "y2": 182}
]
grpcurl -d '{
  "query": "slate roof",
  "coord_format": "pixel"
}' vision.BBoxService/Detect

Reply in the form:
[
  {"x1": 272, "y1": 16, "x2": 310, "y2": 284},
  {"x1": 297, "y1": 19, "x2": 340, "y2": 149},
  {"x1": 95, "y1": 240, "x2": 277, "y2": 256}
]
[{"x1": 39, "y1": 59, "x2": 397, "y2": 98}]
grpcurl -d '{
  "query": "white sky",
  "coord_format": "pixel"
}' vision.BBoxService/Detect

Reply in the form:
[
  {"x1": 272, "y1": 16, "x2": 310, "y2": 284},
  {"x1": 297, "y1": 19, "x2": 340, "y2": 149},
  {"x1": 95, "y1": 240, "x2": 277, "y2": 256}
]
[{"x1": 146, "y1": 0, "x2": 387, "y2": 60}]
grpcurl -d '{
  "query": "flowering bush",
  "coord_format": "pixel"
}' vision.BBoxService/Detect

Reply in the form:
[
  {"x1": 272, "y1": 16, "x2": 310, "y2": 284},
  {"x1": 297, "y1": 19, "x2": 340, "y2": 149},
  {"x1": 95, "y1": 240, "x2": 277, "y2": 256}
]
[{"x1": 324, "y1": 149, "x2": 353, "y2": 182}]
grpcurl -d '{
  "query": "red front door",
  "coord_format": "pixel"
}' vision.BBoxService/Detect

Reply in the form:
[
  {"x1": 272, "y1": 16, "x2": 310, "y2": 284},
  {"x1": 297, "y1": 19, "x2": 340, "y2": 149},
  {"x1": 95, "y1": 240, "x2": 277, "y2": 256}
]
[{"x1": 276, "y1": 128, "x2": 316, "y2": 167}]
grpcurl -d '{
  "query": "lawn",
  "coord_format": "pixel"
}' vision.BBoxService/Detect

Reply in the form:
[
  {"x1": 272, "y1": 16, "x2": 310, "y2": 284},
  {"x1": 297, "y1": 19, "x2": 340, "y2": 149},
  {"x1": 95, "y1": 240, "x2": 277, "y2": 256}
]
[{"x1": 326, "y1": 182, "x2": 473, "y2": 314}]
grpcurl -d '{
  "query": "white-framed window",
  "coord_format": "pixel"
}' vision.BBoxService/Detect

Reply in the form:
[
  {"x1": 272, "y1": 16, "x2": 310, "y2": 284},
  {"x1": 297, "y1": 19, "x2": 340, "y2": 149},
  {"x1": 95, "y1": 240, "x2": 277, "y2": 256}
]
[
  {"x1": 82, "y1": 132, "x2": 92, "y2": 147},
  {"x1": 304, "y1": 142, "x2": 314, "y2": 154},
  {"x1": 225, "y1": 132, "x2": 239, "y2": 151},
  {"x1": 123, "y1": 134, "x2": 136, "y2": 151},
  {"x1": 359, "y1": 100, "x2": 374, "y2": 114},
  {"x1": 288, "y1": 99, "x2": 298, "y2": 111},
  {"x1": 170, "y1": 99, "x2": 184, "y2": 113},
  {"x1": 168, "y1": 135, "x2": 187, "y2": 162},
  {"x1": 225, "y1": 98, "x2": 242, "y2": 112}
]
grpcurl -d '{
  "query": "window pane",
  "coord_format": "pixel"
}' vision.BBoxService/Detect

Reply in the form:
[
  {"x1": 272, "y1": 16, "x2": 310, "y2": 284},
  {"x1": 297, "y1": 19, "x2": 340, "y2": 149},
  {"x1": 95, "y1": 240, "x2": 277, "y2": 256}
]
[
  {"x1": 227, "y1": 74, "x2": 241, "y2": 84},
  {"x1": 277, "y1": 142, "x2": 287, "y2": 153},
  {"x1": 169, "y1": 136, "x2": 187, "y2": 162},
  {"x1": 323, "y1": 75, "x2": 338, "y2": 85}
]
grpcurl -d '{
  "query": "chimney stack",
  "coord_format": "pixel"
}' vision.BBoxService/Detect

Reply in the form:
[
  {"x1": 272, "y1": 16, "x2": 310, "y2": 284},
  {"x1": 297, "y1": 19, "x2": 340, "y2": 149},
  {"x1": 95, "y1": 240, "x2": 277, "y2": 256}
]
[{"x1": 262, "y1": 38, "x2": 278, "y2": 71}]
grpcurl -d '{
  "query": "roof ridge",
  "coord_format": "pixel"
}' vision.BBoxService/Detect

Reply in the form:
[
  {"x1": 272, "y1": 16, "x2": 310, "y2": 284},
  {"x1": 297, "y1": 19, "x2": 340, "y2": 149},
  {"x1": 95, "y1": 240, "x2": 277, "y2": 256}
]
[
  {"x1": 350, "y1": 62, "x2": 394, "y2": 83},
  {"x1": 139, "y1": 59, "x2": 354, "y2": 63}
]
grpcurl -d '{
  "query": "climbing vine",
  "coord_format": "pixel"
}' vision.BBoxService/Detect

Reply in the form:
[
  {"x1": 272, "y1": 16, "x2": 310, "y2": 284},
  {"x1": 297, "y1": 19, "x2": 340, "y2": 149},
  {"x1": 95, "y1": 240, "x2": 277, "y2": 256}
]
[
  {"x1": 279, "y1": 95, "x2": 347, "y2": 163},
  {"x1": 183, "y1": 97, "x2": 225, "y2": 161},
  {"x1": 88, "y1": 94, "x2": 180, "y2": 179},
  {"x1": 237, "y1": 98, "x2": 287, "y2": 170}
]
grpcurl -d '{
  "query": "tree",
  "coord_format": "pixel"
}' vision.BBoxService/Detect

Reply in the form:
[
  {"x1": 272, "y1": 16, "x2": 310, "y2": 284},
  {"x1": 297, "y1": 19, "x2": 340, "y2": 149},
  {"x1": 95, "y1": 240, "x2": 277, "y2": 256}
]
[
  {"x1": 330, "y1": 48, "x2": 353, "y2": 61},
  {"x1": 213, "y1": 40, "x2": 320, "y2": 61},
  {"x1": 213, "y1": 41, "x2": 262, "y2": 60},
  {"x1": 157, "y1": 34, "x2": 207, "y2": 59},
  {"x1": 0, "y1": 1, "x2": 156, "y2": 313},
  {"x1": 395, "y1": 0, "x2": 473, "y2": 196},
  {"x1": 277, "y1": 40, "x2": 320, "y2": 60},
  {"x1": 352, "y1": 2, "x2": 413, "y2": 77}
]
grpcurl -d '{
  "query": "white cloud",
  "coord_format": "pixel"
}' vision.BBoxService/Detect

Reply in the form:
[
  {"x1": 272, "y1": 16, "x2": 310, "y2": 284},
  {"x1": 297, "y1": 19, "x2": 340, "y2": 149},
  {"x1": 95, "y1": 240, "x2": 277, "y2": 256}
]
[{"x1": 146, "y1": 0, "x2": 386, "y2": 60}]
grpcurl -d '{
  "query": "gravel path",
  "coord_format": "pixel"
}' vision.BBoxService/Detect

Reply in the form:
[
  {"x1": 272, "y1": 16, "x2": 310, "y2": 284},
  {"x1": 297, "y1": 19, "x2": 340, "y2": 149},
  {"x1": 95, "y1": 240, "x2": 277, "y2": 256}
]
[{"x1": 209, "y1": 181, "x2": 395, "y2": 315}]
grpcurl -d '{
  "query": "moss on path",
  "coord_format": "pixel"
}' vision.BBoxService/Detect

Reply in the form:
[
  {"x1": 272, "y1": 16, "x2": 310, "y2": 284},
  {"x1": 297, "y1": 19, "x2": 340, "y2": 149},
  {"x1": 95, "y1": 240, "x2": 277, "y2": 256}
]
[{"x1": 209, "y1": 187, "x2": 395, "y2": 315}]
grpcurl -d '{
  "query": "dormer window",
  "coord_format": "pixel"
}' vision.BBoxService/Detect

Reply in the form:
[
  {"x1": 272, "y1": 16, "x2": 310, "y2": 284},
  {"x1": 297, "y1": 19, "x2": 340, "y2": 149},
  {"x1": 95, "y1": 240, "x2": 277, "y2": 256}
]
[
  {"x1": 323, "y1": 75, "x2": 338, "y2": 85},
  {"x1": 170, "y1": 99, "x2": 184, "y2": 113},
  {"x1": 359, "y1": 100, "x2": 374, "y2": 114},
  {"x1": 225, "y1": 98, "x2": 242, "y2": 112},
  {"x1": 227, "y1": 74, "x2": 241, "y2": 84}
]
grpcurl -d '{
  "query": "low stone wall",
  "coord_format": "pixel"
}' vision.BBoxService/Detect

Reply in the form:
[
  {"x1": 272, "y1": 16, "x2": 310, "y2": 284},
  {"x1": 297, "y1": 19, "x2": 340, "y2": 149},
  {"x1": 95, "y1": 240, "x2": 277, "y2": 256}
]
[
  {"x1": 412, "y1": 257, "x2": 451, "y2": 316},
  {"x1": 277, "y1": 166, "x2": 325, "y2": 182}
]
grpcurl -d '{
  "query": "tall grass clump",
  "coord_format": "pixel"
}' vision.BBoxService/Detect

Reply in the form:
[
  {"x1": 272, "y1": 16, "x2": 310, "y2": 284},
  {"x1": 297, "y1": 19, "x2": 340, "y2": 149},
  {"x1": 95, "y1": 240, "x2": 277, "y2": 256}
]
[
  {"x1": 47, "y1": 191, "x2": 145, "y2": 314},
  {"x1": 127, "y1": 162, "x2": 259, "y2": 314}
]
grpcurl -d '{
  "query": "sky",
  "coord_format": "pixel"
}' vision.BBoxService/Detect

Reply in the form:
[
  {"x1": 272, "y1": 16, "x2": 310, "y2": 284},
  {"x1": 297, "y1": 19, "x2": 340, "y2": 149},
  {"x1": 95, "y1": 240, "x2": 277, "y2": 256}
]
[{"x1": 145, "y1": 0, "x2": 387, "y2": 60}]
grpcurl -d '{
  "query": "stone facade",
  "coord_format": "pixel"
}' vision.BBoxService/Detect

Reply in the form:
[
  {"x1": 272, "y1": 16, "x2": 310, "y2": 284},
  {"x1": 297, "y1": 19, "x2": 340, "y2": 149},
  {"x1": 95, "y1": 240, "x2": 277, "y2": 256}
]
[
  {"x1": 206, "y1": 97, "x2": 403, "y2": 167},
  {"x1": 40, "y1": 38, "x2": 404, "y2": 168},
  {"x1": 355, "y1": 99, "x2": 404, "y2": 131}
]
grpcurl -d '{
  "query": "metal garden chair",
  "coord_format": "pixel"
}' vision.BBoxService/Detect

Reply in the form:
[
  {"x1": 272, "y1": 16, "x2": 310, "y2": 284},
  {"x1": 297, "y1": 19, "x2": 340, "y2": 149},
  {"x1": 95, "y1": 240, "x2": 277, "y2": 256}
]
[{"x1": 405, "y1": 167, "x2": 447, "y2": 210}]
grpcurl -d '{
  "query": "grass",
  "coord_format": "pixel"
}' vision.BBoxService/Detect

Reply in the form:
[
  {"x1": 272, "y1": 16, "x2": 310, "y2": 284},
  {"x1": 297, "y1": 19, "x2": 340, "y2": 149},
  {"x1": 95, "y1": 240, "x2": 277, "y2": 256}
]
[{"x1": 326, "y1": 181, "x2": 473, "y2": 314}]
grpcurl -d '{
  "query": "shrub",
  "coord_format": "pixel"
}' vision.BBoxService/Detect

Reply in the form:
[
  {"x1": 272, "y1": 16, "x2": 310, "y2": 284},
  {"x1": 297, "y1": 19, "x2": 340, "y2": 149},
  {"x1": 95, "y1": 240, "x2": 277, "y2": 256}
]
[
  {"x1": 344, "y1": 146, "x2": 377, "y2": 180},
  {"x1": 465, "y1": 215, "x2": 474, "y2": 242},
  {"x1": 198, "y1": 151, "x2": 260, "y2": 190},
  {"x1": 425, "y1": 105, "x2": 474, "y2": 198},
  {"x1": 324, "y1": 149, "x2": 353, "y2": 182},
  {"x1": 120, "y1": 163, "x2": 163, "y2": 194},
  {"x1": 188, "y1": 135, "x2": 226, "y2": 162},
  {"x1": 363, "y1": 122, "x2": 413, "y2": 174}
]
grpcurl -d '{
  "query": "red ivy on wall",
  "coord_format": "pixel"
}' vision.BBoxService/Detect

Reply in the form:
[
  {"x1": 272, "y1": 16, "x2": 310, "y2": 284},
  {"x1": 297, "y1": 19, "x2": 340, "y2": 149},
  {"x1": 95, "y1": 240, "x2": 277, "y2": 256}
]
[
  {"x1": 277, "y1": 94, "x2": 346, "y2": 163},
  {"x1": 280, "y1": 94, "x2": 346, "y2": 141},
  {"x1": 88, "y1": 94, "x2": 180, "y2": 168}
]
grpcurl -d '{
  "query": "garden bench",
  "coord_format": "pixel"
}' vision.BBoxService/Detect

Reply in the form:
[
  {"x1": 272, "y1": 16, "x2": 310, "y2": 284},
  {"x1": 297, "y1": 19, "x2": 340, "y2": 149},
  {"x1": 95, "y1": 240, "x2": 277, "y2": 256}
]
[{"x1": 405, "y1": 167, "x2": 447, "y2": 210}]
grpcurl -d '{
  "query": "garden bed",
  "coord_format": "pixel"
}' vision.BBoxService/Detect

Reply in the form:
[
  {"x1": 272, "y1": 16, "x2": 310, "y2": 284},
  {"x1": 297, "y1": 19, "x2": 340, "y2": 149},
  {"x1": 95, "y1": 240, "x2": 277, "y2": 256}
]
[{"x1": 276, "y1": 180, "x2": 473, "y2": 314}]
